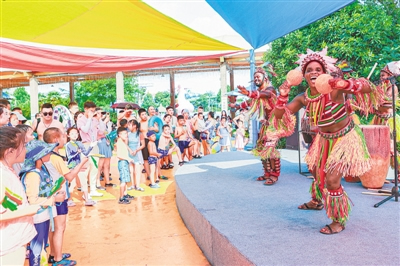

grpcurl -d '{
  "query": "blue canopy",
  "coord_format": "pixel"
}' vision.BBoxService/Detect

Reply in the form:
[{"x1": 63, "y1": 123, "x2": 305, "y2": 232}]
[{"x1": 207, "y1": 0, "x2": 355, "y2": 49}]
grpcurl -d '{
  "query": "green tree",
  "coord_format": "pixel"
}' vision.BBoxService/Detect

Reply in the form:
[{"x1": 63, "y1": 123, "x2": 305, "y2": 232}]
[
  {"x1": 39, "y1": 89, "x2": 70, "y2": 108},
  {"x1": 11, "y1": 87, "x2": 31, "y2": 118},
  {"x1": 264, "y1": 0, "x2": 400, "y2": 100},
  {"x1": 75, "y1": 77, "x2": 144, "y2": 111},
  {"x1": 189, "y1": 91, "x2": 217, "y2": 112},
  {"x1": 154, "y1": 91, "x2": 171, "y2": 108},
  {"x1": 141, "y1": 93, "x2": 156, "y2": 110}
]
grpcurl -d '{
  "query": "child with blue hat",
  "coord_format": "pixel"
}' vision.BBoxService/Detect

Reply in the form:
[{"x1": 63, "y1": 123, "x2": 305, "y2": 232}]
[{"x1": 19, "y1": 140, "x2": 64, "y2": 266}]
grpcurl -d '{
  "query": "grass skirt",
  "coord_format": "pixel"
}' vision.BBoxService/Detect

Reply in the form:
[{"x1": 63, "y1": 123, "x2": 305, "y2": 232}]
[
  {"x1": 252, "y1": 123, "x2": 280, "y2": 160},
  {"x1": 305, "y1": 124, "x2": 371, "y2": 200}
]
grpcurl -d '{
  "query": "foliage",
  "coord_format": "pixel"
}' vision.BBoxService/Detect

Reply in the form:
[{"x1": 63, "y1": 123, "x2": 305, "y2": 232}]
[
  {"x1": 11, "y1": 87, "x2": 31, "y2": 118},
  {"x1": 39, "y1": 89, "x2": 70, "y2": 108},
  {"x1": 154, "y1": 91, "x2": 171, "y2": 108},
  {"x1": 141, "y1": 93, "x2": 156, "y2": 110},
  {"x1": 75, "y1": 77, "x2": 144, "y2": 111},
  {"x1": 189, "y1": 91, "x2": 219, "y2": 112},
  {"x1": 264, "y1": 0, "x2": 400, "y2": 100}
]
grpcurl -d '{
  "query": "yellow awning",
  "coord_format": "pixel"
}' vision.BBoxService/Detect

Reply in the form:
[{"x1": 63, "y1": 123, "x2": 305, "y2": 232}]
[{"x1": 1, "y1": 0, "x2": 241, "y2": 51}]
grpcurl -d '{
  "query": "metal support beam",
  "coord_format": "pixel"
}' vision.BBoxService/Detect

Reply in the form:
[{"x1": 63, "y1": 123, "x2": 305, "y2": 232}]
[
  {"x1": 30, "y1": 77, "x2": 39, "y2": 120},
  {"x1": 116, "y1": 71, "x2": 124, "y2": 102}
]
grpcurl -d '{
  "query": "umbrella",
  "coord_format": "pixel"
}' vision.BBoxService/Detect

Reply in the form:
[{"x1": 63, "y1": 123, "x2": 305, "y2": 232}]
[{"x1": 110, "y1": 102, "x2": 140, "y2": 109}]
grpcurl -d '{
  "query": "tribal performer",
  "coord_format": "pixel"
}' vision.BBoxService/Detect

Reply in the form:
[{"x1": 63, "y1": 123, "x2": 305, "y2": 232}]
[
  {"x1": 273, "y1": 48, "x2": 382, "y2": 234},
  {"x1": 371, "y1": 62, "x2": 400, "y2": 183},
  {"x1": 232, "y1": 66, "x2": 289, "y2": 185}
]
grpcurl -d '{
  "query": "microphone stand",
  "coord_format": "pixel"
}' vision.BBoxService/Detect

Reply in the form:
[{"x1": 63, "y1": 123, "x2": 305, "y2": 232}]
[{"x1": 374, "y1": 75, "x2": 399, "y2": 207}]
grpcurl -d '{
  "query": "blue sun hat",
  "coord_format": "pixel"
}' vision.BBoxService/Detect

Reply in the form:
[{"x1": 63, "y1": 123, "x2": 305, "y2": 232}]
[
  {"x1": 146, "y1": 130, "x2": 156, "y2": 138},
  {"x1": 20, "y1": 140, "x2": 58, "y2": 175}
]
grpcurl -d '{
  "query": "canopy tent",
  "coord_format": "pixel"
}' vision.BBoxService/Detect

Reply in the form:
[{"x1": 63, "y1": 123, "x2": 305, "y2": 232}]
[{"x1": 0, "y1": 0, "x2": 354, "y2": 73}]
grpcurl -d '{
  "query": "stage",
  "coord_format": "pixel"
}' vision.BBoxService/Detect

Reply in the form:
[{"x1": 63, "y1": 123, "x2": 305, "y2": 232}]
[{"x1": 175, "y1": 150, "x2": 400, "y2": 266}]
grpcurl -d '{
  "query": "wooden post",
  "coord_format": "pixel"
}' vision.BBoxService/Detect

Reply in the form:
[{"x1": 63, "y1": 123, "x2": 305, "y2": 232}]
[
  {"x1": 69, "y1": 81, "x2": 75, "y2": 102},
  {"x1": 169, "y1": 71, "x2": 175, "y2": 114},
  {"x1": 116, "y1": 71, "x2": 124, "y2": 102},
  {"x1": 229, "y1": 68, "x2": 235, "y2": 119},
  {"x1": 29, "y1": 77, "x2": 39, "y2": 120},
  {"x1": 220, "y1": 59, "x2": 228, "y2": 112}
]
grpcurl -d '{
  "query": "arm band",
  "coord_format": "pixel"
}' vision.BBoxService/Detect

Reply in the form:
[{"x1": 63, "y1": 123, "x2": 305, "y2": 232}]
[{"x1": 275, "y1": 95, "x2": 289, "y2": 109}]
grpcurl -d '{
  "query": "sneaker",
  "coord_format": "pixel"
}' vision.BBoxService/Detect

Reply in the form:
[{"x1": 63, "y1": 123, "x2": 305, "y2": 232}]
[
  {"x1": 77, "y1": 187, "x2": 82, "y2": 191},
  {"x1": 52, "y1": 259, "x2": 77, "y2": 265},
  {"x1": 135, "y1": 186, "x2": 145, "y2": 192},
  {"x1": 48, "y1": 254, "x2": 72, "y2": 264},
  {"x1": 149, "y1": 183, "x2": 160, "y2": 189},
  {"x1": 96, "y1": 186, "x2": 106, "y2": 190},
  {"x1": 159, "y1": 175, "x2": 169, "y2": 180},
  {"x1": 89, "y1": 190, "x2": 103, "y2": 197},
  {"x1": 127, "y1": 186, "x2": 134, "y2": 191},
  {"x1": 105, "y1": 183, "x2": 115, "y2": 187},
  {"x1": 124, "y1": 194, "x2": 134, "y2": 200},
  {"x1": 67, "y1": 200, "x2": 76, "y2": 207},
  {"x1": 119, "y1": 198, "x2": 131, "y2": 204},
  {"x1": 85, "y1": 199, "x2": 96, "y2": 206}
]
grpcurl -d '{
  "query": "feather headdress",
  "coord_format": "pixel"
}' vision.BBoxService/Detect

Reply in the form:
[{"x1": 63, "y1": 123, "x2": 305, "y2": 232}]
[
  {"x1": 295, "y1": 47, "x2": 337, "y2": 74},
  {"x1": 381, "y1": 61, "x2": 400, "y2": 76}
]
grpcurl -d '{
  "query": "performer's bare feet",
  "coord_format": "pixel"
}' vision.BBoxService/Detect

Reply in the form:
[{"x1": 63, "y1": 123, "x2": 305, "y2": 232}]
[
  {"x1": 320, "y1": 222, "x2": 345, "y2": 234},
  {"x1": 298, "y1": 199, "x2": 323, "y2": 210}
]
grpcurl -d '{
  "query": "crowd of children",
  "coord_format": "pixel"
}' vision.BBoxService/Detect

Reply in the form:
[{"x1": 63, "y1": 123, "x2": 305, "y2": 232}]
[{"x1": 0, "y1": 98, "x2": 248, "y2": 265}]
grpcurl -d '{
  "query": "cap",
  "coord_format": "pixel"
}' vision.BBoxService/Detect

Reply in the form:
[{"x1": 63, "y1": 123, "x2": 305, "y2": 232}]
[{"x1": 146, "y1": 131, "x2": 156, "y2": 138}]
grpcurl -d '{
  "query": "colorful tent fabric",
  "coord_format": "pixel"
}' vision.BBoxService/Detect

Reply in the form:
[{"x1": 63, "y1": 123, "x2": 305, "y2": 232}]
[{"x1": 0, "y1": 0, "x2": 355, "y2": 73}]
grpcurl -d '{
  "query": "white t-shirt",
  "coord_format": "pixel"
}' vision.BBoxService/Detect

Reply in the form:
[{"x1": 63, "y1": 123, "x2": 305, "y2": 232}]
[{"x1": 0, "y1": 162, "x2": 37, "y2": 256}]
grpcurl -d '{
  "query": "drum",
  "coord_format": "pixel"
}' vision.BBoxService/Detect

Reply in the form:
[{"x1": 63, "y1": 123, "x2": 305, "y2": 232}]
[
  {"x1": 359, "y1": 125, "x2": 391, "y2": 189},
  {"x1": 300, "y1": 117, "x2": 314, "y2": 144}
]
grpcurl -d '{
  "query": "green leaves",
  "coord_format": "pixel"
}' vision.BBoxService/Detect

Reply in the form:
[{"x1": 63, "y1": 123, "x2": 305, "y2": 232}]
[{"x1": 265, "y1": 0, "x2": 400, "y2": 98}]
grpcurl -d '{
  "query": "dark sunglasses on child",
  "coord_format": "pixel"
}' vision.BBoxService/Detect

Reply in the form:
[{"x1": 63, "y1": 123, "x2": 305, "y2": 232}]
[{"x1": 42, "y1": 112, "x2": 53, "y2": 116}]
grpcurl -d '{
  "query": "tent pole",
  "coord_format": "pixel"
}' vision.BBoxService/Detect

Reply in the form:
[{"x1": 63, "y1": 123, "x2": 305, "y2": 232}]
[
  {"x1": 116, "y1": 71, "x2": 124, "y2": 102},
  {"x1": 249, "y1": 49, "x2": 257, "y2": 149}
]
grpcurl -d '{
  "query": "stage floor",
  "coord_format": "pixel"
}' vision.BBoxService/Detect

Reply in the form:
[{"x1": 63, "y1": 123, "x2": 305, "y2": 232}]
[{"x1": 175, "y1": 150, "x2": 400, "y2": 266}]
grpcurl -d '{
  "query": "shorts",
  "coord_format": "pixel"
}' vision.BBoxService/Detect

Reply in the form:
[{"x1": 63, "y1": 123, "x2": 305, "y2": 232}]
[
  {"x1": 178, "y1": 140, "x2": 190, "y2": 153},
  {"x1": 157, "y1": 148, "x2": 169, "y2": 159},
  {"x1": 118, "y1": 160, "x2": 131, "y2": 183},
  {"x1": 148, "y1": 156, "x2": 158, "y2": 165},
  {"x1": 142, "y1": 138, "x2": 150, "y2": 160},
  {"x1": 55, "y1": 199, "x2": 68, "y2": 215},
  {"x1": 194, "y1": 130, "x2": 201, "y2": 141}
]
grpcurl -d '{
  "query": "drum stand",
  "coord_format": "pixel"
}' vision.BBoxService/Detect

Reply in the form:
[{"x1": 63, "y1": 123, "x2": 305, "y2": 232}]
[{"x1": 374, "y1": 75, "x2": 399, "y2": 207}]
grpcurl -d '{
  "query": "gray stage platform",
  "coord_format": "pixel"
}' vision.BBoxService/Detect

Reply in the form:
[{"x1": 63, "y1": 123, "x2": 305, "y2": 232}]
[{"x1": 175, "y1": 150, "x2": 400, "y2": 266}]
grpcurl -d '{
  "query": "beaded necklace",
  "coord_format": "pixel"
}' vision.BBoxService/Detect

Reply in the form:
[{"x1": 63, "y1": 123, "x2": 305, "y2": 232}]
[{"x1": 305, "y1": 88, "x2": 325, "y2": 127}]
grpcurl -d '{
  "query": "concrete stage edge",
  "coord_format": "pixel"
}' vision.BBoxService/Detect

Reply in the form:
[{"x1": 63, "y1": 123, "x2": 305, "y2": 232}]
[{"x1": 175, "y1": 150, "x2": 399, "y2": 266}]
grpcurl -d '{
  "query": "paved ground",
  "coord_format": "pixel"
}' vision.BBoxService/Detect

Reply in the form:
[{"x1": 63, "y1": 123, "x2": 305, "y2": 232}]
[{"x1": 48, "y1": 156, "x2": 209, "y2": 265}]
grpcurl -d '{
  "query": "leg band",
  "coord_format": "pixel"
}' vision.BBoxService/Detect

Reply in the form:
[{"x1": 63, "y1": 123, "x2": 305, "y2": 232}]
[{"x1": 324, "y1": 186, "x2": 352, "y2": 225}]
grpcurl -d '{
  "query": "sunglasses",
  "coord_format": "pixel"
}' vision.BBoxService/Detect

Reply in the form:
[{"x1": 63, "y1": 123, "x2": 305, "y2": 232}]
[
  {"x1": 101, "y1": 111, "x2": 107, "y2": 115},
  {"x1": 42, "y1": 112, "x2": 53, "y2": 116}
]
